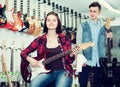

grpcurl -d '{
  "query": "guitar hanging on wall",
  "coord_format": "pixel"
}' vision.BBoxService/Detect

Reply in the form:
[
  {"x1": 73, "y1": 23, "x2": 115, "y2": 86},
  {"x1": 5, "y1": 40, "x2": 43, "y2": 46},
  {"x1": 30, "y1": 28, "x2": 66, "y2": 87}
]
[
  {"x1": 0, "y1": 0, "x2": 14, "y2": 29},
  {"x1": 0, "y1": 4, "x2": 7, "y2": 26},
  {"x1": 10, "y1": 0, "x2": 23, "y2": 31}
]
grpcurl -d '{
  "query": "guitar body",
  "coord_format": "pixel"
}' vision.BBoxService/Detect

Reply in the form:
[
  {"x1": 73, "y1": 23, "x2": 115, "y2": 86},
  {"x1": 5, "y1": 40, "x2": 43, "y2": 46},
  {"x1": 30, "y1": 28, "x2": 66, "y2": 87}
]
[
  {"x1": 20, "y1": 16, "x2": 35, "y2": 34},
  {"x1": 99, "y1": 57, "x2": 108, "y2": 76},
  {"x1": 20, "y1": 50, "x2": 49, "y2": 83},
  {"x1": 0, "y1": 8, "x2": 14, "y2": 29},
  {"x1": 11, "y1": 12, "x2": 23, "y2": 31},
  {"x1": 32, "y1": 19, "x2": 42, "y2": 36}
]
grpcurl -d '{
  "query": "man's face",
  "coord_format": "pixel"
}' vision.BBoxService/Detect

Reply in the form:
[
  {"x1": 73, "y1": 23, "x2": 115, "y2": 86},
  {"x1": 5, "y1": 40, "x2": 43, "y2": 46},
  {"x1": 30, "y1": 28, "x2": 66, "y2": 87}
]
[{"x1": 89, "y1": 7, "x2": 101, "y2": 20}]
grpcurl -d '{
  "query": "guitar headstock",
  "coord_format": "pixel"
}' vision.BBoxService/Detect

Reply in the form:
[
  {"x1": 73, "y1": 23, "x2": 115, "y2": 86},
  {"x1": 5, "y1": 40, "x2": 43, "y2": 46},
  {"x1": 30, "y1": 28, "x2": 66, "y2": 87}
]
[
  {"x1": 79, "y1": 42, "x2": 95, "y2": 50},
  {"x1": 105, "y1": 17, "x2": 111, "y2": 31},
  {"x1": 1, "y1": 40, "x2": 6, "y2": 49},
  {"x1": 11, "y1": 40, "x2": 15, "y2": 49}
]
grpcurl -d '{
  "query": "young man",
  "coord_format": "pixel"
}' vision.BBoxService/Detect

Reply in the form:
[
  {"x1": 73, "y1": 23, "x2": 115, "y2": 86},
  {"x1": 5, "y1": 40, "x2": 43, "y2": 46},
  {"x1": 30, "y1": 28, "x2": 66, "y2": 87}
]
[{"x1": 76, "y1": 2, "x2": 112, "y2": 87}]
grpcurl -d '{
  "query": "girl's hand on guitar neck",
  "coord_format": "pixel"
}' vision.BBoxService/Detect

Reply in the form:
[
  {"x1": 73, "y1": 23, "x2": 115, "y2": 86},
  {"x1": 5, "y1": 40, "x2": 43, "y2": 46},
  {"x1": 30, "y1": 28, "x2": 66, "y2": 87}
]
[
  {"x1": 26, "y1": 56, "x2": 40, "y2": 68},
  {"x1": 70, "y1": 46, "x2": 81, "y2": 57}
]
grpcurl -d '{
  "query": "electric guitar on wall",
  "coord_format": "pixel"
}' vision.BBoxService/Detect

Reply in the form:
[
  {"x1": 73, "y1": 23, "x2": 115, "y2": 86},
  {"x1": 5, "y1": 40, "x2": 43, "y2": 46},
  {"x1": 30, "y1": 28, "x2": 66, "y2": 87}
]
[
  {"x1": 0, "y1": 4, "x2": 7, "y2": 26},
  {"x1": 10, "y1": 0, "x2": 23, "y2": 31},
  {"x1": 0, "y1": 0, "x2": 14, "y2": 29},
  {"x1": 21, "y1": 42, "x2": 95, "y2": 83}
]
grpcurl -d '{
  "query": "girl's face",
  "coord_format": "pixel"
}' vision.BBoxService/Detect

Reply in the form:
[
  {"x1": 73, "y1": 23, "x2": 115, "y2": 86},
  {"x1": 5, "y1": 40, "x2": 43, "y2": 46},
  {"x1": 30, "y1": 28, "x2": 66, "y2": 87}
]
[
  {"x1": 89, "y1": 7, "x2": 101, "y2": 21},
  {"x1": 46, "y1": 14, "x2": 58, "y2": 30}
]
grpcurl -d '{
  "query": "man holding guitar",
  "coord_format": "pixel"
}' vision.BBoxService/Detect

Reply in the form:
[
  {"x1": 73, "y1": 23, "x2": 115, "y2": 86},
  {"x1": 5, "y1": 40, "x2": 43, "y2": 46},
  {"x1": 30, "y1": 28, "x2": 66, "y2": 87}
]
[
  {"x1": 76, "y1": 2, "x2": 112, "y2": 87},
  {"x1": 20, "y1": 11, "x2": 94, "y2": 87}
]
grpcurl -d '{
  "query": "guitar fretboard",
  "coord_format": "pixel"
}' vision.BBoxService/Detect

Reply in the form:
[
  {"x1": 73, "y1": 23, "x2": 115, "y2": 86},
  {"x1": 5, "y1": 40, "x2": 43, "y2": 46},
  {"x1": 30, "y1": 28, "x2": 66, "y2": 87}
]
[
  {"x1": 27, "y1": 0, "x2": 30, "y2": 16},
  {"x1": 42, "y1": 49, "x2": 71, "y2": 65},
  {"x1": 20, "y1": 0, "x2": 23, "y2": 14},
  {"x1": 38, "y1": 0, "x2": 41, "y2": 18},
  {"x1": 14, "y1": 0, "x2": 17, "y2": 13},
  {"x1": 10, "y1": 48, "x2": 14, "y2": 72}
]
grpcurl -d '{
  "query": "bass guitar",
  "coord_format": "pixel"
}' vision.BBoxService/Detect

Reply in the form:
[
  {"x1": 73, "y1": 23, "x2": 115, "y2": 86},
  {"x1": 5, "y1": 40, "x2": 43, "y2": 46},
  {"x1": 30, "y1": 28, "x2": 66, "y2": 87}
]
[
  {"x1": 99, "y1": 17, "x2": 114, "y2": 87},
  {"x1": 99, "y1": 17, "x2": 112, "y2": 75},
  {"x1": 21, "y1": 42, "x2": 95, "y2": 83}
]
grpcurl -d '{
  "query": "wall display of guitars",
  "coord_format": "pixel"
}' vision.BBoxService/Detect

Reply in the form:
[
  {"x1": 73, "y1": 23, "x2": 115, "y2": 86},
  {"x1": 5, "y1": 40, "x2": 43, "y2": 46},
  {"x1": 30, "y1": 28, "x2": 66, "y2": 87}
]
[
  {"x1": 0, "y1": 0, "x2": 42, "y2": 37},
  {"x1": 0, "y1": 29, "x2": 35, "y2": 87},
  {"x1": 0, "y1": 0, "x2": 82, "y2": 38},
  {"x1": 19, "y1": 0, "x2": 42, "y2": 36}
]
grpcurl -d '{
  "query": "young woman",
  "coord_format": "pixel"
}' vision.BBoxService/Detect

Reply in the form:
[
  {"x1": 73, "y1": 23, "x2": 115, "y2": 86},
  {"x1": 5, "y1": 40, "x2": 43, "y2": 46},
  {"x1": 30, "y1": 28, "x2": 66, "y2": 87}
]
[{"x1": 21, "y1": 11, "x2": 80, "y2": 87}]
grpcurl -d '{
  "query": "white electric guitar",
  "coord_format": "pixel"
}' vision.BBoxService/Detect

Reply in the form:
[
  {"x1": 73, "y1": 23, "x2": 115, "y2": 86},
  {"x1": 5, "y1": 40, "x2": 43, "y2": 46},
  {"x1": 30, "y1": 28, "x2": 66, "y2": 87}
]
[{"x1": 21, "y1": 42, "x2": 95, "y2": 83}]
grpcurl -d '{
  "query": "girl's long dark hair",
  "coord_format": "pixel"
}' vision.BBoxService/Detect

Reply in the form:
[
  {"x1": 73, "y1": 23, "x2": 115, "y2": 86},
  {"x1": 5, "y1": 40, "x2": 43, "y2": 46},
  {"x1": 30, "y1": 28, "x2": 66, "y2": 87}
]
[{"x1": 43, "y1": 11, "x2": 62, "y2": 34}]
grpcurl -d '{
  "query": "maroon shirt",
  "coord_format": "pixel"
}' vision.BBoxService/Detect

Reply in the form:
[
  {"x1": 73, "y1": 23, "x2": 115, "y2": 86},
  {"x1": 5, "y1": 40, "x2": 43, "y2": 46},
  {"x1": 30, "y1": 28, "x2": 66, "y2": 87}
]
[{"x1": 20, "y1": 33, "x2": 75, "y2": 74}]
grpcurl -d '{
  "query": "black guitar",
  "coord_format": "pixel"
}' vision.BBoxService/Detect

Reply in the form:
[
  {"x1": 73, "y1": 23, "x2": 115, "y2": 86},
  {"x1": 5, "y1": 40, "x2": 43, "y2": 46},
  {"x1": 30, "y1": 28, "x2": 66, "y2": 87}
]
[
  {"x1": 99, "y1": 17, "x2": 113, "y2": 75},
  {"x1": 99, "y1": 17, "x2": 114, "y2": 87},
  {"x1": 0, "y1": 5, "x2": 7, "y2": 26}
]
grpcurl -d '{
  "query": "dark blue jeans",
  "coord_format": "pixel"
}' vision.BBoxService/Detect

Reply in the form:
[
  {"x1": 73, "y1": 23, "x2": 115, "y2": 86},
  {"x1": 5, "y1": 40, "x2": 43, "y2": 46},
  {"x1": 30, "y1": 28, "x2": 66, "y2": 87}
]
[
  {"x1": 78, "y1": 65, "x2": 101, "y2": 87},
  {"x1": 30, "y1": 70, "x2": 73, "y2": 87}
]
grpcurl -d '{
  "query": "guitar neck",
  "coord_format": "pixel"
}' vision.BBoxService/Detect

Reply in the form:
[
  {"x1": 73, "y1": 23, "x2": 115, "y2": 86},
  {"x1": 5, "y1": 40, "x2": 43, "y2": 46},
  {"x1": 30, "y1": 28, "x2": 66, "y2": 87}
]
[
  {"x1": 20, "y1": 0, "x2": 23, "y2": 14},
  {"x1": 38, "y1": 0, "x2": 41, "y2": 19},
  {"x1": 27, "y1": 0, "x2": 30, "y2": 16},
  {"x1": 10, "y1": 48, "x2": 14, "y2": 72},
  {"x1": 2, "y1": 63, "x2": 13, "y2": 87},
  {"x1": 5, "y1": 0, "x2": 8, "y2": 11},
  {"x1": 42, "y1": 42, "x2": 94, "y2": 65},
  {"x1": 43, "y1": 50, "x2": 71, "y2": 65},
  {"x1": 106, "y1": 17, "x2": 112, "y2": 62},
  {"x1": 14, "y1": 0, "x2": 17, "y2": 13},
  {"x1": 107, "y1": 38, "x2": 112, "y2": 62},
  {"x1": 2, "y1": 49, "x2": 13, "y2": 87}
]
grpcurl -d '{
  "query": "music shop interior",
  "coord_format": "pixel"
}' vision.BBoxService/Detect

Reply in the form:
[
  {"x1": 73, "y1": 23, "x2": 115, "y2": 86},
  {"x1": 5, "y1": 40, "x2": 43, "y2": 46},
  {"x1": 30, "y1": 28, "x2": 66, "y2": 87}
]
[{"x1": 0, "y1": 0, "x2": 120, "y2": 87}]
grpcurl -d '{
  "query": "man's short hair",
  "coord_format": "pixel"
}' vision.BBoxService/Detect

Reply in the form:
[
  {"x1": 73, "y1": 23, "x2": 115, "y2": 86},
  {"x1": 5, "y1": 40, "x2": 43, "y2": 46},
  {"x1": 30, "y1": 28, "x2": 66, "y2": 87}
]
[{"x1": 89, "y1": 2, "x2": 101, "y2": 11}]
